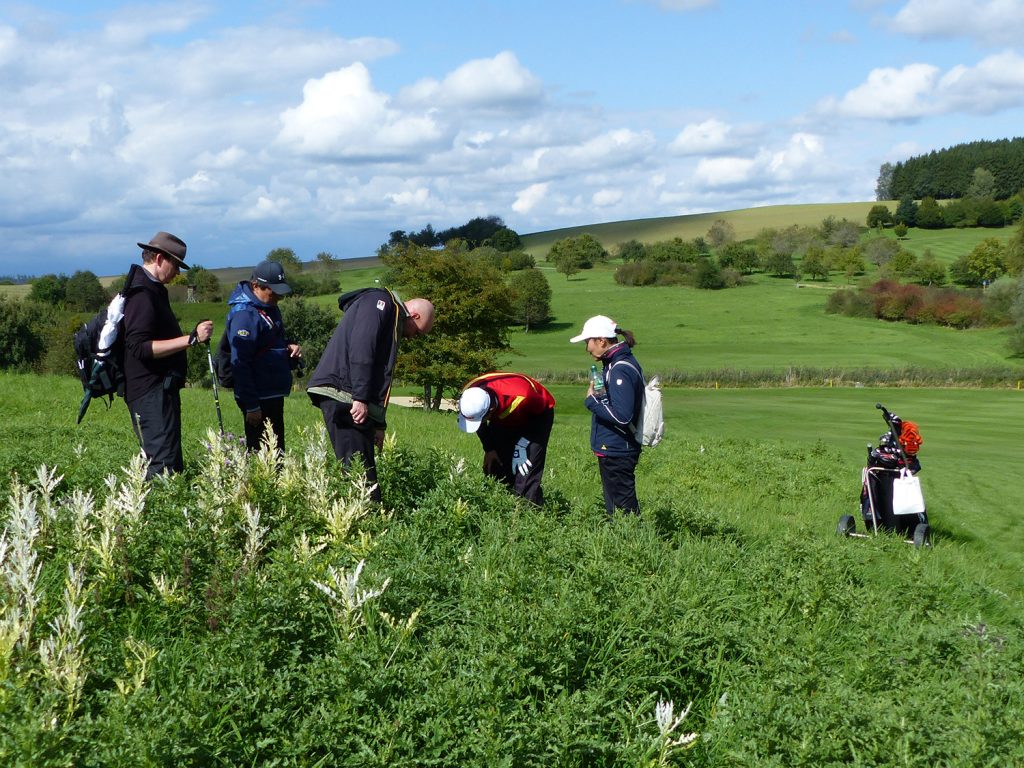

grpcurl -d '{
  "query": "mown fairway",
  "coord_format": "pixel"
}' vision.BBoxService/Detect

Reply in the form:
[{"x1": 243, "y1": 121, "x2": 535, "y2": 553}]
[{"x1": 509, "y1": 265, "x2": 1022, "y2": 377}]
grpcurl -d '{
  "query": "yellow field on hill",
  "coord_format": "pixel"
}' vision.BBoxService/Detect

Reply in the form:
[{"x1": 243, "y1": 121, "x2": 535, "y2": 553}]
[{"x1": 520, "y1": 201, "x2": 889, "y2": 256}]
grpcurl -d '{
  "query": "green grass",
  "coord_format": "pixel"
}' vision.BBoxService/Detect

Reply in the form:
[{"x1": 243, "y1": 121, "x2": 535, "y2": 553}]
[
  {"x1": 1, "y1": 372, "x2": 1022, "y2": 765},
  {"x1": 0, "y1": 284, "x2": 32, "y2": 298},
  {"x1": 863, "y1": 225, "x2": 1014, "y2": 265},
  {"x1": 506, "y1": 264, "x2": 1022, "y2": 377}
]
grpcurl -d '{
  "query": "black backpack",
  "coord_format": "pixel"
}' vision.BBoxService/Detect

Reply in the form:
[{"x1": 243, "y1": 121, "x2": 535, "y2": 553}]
[
  {"x1": 214, "y1": 328, "x2": 235, "y2": 389},
  {"x1": 74, "y1": 267, "x2": 142, "y2": 423},
  {"x1": 213, "y1": 306, "x2": 276, "y2": 390}
]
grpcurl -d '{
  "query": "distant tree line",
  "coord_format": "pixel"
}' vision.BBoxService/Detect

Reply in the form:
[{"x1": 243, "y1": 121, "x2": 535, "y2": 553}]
[
  {"x1": 866, "y1": 190, "x2": 1023, "y2": 232},
  {"x1": 877, "y1": 138, "x2": 1024, "y2": 201},
  {"x1": 381, "y1": 215, "x2": 522, "y2": 252}
]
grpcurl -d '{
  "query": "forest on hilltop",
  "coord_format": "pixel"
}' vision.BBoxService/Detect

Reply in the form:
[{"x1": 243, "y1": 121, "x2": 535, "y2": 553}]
[{"x1": 878, "y1": 137, "x2": 1024, "y2": 201}]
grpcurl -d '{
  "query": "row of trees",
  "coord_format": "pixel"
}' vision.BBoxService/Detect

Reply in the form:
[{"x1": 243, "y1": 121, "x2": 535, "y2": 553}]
[
  {"x1": 877, "y1": 138, "x2": 1024, "y2": 201},
  {"x1": 868, "y1": 188, "x2": 1023, "y2": 232}
]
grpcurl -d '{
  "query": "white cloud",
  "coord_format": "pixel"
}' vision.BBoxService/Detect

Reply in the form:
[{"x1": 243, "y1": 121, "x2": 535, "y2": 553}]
[
  {"x1": 889, "y1": 0, "x2": 1024, "y2": 47},
  {"x1": 822, "y1": 52, "x2": 1024, "y2": 119},
  {"x1": 101, "y1": 3, "x2": 207, "y2": 47},
  {"x1": 768, "y1": 133, "x2": 826, "y2": 180},
  {"x1": 400, "y1": 51, "x2": 543, "y2": 110},
  {"x1": 694, "y1": 156, "x2": 758, "y2": 187},
  {"x1": 513, "y1": 182, "x2": 548, "y2": 214},
  {"x1": 0, "y1": 24, "x2": 18, "y2": 67},
  {"x1": 826, "y1": 63, "x2": 940, "y2": 119},
  {"x1": 529, "y1": 129, "x2": 657, "y2": 178},
  {"x1": 196, "y1": 145, "x2": 248, "y2": 169},
  {"x1": 277, "y1": 63, "x2": 446, "y2": 158},
  {"x1": 387, "y1": 187, "x2": 433, "y2": 206},
  {"x1": 691, "y1": 133, "x2": 830, "y2": 189},
  {"x1": 669, "y1": 118, "x2": 734, "y2": 155},
  {"x1": 593, "y1": 188, "x2": 623, "y2": 206},
  {"x1": 939, "y1": 50, "x2": 1024, "y2": 113}
]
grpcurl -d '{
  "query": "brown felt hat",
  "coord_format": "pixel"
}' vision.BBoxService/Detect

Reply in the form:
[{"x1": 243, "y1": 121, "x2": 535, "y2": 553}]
[{"x1": 137, "y1": 231, "x2": 190, "y2": 270}]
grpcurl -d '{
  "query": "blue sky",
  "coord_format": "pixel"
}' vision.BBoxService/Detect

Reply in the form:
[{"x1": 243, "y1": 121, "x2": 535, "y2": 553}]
[{"x1": 2, "y1": 0, "x2": 1023, "y2": 277}]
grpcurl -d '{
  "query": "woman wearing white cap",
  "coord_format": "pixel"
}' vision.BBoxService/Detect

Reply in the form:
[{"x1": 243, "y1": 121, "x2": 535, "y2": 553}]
[{"x1": 570, "y1": 315, "x2": 643, "y2": 515}]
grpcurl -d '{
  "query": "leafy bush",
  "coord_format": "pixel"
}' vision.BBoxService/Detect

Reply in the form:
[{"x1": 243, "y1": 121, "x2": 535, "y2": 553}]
[
  {"x1": 825, "y1": 288, "x2": 874, "y2": 318},
  {"x1": 279, "y1": 296, "x2": 339, "y2": 374},
  {"x1": 0, "y1": 296, "x2": 57, "y2": 370},
  {"x1": 828, "y1": 280, "x2": 992, "y2": 328}
]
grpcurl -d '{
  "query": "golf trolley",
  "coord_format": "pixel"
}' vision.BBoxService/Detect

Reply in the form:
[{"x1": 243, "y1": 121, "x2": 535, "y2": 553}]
[{"x1": 837, "y1": 403, "x2": 931, "y2": 548}]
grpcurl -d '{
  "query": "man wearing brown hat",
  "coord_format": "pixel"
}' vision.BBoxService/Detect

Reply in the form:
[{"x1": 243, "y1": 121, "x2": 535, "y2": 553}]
[{"x1": 122, "y1": 232, "x2": 213, "y2": 479}]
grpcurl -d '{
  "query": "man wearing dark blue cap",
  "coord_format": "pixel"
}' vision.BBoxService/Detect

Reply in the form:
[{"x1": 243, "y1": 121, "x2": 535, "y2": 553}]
[{"x1": 223, "y1": 260, "x2": 303, "y2": 452}]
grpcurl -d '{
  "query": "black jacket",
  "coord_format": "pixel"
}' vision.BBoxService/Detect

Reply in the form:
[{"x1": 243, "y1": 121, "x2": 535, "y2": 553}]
[
  {"x1": 122, "y1": 264, "x2": 186, "y2": 401},
  {"x1": 306, "y1": 288, "x2": 407, "y2": 427}
]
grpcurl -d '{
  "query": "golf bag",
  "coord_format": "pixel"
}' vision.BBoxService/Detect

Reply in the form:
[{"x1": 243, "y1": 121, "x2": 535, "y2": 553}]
[{"x1": 849, "y1": 403, "x2": 930, "y2": 544}]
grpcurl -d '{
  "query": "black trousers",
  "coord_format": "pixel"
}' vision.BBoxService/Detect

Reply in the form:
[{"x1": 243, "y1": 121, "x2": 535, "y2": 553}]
[
  {"x1": 128, "y1": 384, "x2": 183, "y2": 480},
  {"x1": 318, "y1": 399, "x2": 380, "y2": 502},
  {"x1": 597, "y1": 453, "x2": 640, "y2": 515},
  {"x1": 479, "y1": 409, "x2": 554, "y2": 506},
  {"x1": 239, "y1": 397, "x2": 286, "y2": 453}
]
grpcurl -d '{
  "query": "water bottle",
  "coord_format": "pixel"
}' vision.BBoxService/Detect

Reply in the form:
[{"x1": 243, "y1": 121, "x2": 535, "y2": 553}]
[{"x1": 590, "y1": 364, "x2": 604, "y2": 393}]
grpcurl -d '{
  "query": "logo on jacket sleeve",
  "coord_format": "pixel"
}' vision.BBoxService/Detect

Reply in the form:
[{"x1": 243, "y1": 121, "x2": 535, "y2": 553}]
[
  {"x1": 236, "y1": 329, "x2": 250, "y2": 337},
  {"x1": 377, "y1": 299, "x2": 386, "y2": 311}
]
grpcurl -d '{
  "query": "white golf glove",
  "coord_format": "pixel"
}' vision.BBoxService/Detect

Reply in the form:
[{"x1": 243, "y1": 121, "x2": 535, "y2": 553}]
[{"x1": 511, "y1": 437, "x2": 533, "y2": 476}]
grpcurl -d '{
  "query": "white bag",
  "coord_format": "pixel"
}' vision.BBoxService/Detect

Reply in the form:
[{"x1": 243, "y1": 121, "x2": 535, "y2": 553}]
[
  {"x1": 611, "y1": 363, "x2": 664, "y2": 447},
  {"x1": 892, "y1": 468, "x2": 926, "y2": 516}
]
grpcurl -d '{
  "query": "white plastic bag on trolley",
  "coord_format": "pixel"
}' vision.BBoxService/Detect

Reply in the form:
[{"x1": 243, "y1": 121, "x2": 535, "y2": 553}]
[{"x1": 892, "y1": 468, "x2": 925, "y2": 516}]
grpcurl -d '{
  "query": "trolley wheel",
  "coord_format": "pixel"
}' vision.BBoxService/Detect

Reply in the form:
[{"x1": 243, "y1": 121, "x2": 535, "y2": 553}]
[
  {"x1": 912, "y1": 523, "x2": 931, "y2": 548},
  {"x1": 837, "y1": 515, "x2": 855, "y2": 537}
]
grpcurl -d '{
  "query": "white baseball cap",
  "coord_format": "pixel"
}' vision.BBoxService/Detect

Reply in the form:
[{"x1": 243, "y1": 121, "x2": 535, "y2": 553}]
[
  {"x1": 570, "y1": 315, "x2": 617, "y2": 343},
  {"x1": 457, "y1": 387, "x2": 492, "y2": 433}
]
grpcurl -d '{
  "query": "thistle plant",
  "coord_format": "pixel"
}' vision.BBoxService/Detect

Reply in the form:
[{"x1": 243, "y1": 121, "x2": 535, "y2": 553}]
[
  {"x1": 62, "y1": 488, "x2": 96, "y2": 559},
  {"x1": 115, "y1": 636, "x2": 158, "y2": 697},
  {"x1": 198, "y1": 428, "x2": 249, "y2": 532},
  {"x1": 312, "y1": 559, "x2": 391, "y2": 639},
  {"x1": 103, "y1": 453, "x2": 150, "y2": 535},
  {"x1": 296, "y1": 426, "x2": 337, "y2": 516},
  {"x1": 651, "y1": 698, "x2": 698, "y2": 765},
  {"x1": 240, "y1": 502, "x2": 269, "y2": 569},
  {"x1": 2, "y1": 478, "x2": 41, "y2": 654},
  {"x1": 320, "y1": 474, "x2": 375, "y2": 545},
  {"x1": 38, "y1": 563, "x2": 87, "y2": 718},
  {"x1": 149, "y1": 572, "x2": 183, "y2": 606},
  {"x1": 32, "y1": 464, "x2": 63, "y2": 527},
  {"x1": 292, "y1": 532, "x2": 327, "y2": 567}
]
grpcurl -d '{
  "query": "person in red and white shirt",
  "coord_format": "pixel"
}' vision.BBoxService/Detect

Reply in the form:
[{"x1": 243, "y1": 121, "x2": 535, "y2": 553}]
[{"x1": 457, "y1": 372, "x2": 556, "y2": 506}]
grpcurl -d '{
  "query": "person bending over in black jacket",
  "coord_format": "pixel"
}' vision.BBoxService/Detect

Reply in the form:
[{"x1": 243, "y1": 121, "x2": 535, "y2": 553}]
[{"x1": 306, "y1": 287, "x2": 434, "y2": 502}]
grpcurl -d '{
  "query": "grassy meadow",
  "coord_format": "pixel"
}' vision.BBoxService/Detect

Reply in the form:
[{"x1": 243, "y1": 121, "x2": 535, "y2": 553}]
[
  {"x1": 1, "y1": 372, "x2": 1023, "y2": 764},
  {"x1": 2, "y1": 204, "x2": 1023, "y2": 765}
]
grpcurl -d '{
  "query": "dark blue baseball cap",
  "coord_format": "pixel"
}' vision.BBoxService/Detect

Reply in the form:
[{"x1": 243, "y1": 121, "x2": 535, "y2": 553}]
[{"x1": 251, "y1": 260, "x2": 291, "y2": 295}]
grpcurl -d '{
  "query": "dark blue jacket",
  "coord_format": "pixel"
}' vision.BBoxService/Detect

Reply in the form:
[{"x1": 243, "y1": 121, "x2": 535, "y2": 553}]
[
  {"x1": 226, "y1": 281, "x2": 293, "y2": 412},
  {"x1": 585, "y1": 342, "x2": 643, "y2": 456}
]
